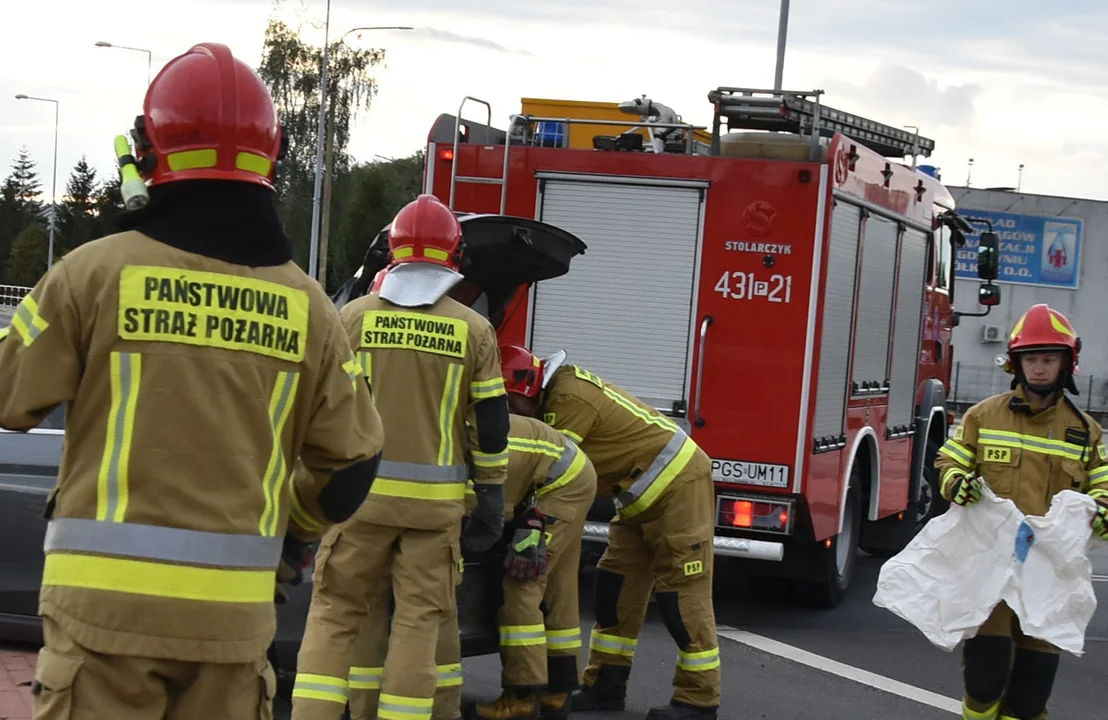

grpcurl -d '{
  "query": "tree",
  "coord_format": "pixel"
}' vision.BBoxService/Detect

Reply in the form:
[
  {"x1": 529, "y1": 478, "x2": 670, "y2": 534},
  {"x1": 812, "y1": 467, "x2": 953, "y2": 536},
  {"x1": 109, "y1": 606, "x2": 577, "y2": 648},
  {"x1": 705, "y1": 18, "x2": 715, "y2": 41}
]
[
  {"x1": 5, "y1": 223, "x2": 50, "y2": 287},
  {"x1": 0, "y1": 148, "x2": 43, "y2": 282},
  {"x1": 93, "y1": 174, "x2": 126, "y2": 236},
  {"x1": 256, "y1": 13, "x2": 385, "y2": 278},
  {"x1": 57, "y1": 157, "x2": 100, "y2": 256}
]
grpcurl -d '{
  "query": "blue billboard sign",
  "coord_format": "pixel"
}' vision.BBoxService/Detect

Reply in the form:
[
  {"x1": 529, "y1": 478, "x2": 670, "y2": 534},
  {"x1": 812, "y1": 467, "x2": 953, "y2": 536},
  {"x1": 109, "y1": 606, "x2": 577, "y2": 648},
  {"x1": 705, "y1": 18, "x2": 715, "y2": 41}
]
[{"x1": 954, "y1": 209, "x2": 1083, "y2": 290}]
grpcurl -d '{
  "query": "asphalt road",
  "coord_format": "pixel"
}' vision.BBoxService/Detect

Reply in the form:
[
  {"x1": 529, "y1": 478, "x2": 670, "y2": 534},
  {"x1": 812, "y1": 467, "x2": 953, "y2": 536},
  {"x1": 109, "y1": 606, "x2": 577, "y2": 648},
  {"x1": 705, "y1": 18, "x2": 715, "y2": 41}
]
[{"x1": 278, "y1": 544, "x2": 1107, "y2": 720}]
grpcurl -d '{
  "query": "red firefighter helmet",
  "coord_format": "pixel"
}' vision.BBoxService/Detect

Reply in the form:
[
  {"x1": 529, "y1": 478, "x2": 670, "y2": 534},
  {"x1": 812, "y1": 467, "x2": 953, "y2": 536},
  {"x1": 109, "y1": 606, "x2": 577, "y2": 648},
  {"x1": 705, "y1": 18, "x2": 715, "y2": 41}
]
[
  {"x1": 388, "y1": 195, "x2": 463, "y2": 271},
  {"x1": 500, "y1": 344, "x2": 544, "y2": 398},
  {"x1": 132, "y1": 42, "x2": 284, "y2": 189},
  {"x1": 999, "y1": 303, "x2": 1082, "y2": 380}
]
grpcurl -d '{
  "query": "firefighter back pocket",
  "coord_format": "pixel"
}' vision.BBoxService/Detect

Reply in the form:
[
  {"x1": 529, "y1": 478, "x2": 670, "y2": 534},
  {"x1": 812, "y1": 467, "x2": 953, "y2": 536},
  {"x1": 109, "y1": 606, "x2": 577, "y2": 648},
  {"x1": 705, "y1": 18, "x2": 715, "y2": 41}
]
[
  {"x1": 978, "y1": 445, "x2": 1019, "y2": 495},
  {"x1": 31, "y1": 648, "x2": 85, "y2": 718}
]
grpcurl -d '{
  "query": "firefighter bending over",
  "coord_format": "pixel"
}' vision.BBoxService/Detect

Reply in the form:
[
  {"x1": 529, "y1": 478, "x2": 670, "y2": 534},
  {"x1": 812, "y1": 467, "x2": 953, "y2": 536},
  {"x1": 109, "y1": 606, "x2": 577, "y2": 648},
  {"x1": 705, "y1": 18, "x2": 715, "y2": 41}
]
[
  {"x1": 471, "y1": 408, "x2": 599, "y2": 720},
  {"x1": 500, "y1": 345, "x2": 722, "y2": 720},
  {"x1": 292, "y1": 194, "x2": 510, "y2": 720},
  {"x1": 935, "y1": 303, "x2": 1108, "y2": 720},
  {"x1": 0, "y1": 42, "x2": 385, "y2": 719}
]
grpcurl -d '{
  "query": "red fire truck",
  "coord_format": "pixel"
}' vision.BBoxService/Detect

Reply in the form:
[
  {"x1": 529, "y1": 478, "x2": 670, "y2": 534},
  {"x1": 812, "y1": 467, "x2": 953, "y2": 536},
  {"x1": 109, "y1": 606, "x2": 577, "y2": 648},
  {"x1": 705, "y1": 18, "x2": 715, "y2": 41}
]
[{"x1": 419, "y1": 88, "x2": 1002, "y2": 607}]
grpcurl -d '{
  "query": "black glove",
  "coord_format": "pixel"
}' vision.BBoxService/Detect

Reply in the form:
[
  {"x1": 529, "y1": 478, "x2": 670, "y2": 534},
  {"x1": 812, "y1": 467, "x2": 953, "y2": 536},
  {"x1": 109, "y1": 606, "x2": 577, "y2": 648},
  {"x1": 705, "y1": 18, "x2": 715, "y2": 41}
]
[
  {"x1": 462, "y1": 483, "x2": 505, "y2": 552},
  {"x1": 278, "y1": 534, "x2": 311, "y2": 587},
  {"x1": 505, "y1": 506, "x2": 547, "y2": 582}
]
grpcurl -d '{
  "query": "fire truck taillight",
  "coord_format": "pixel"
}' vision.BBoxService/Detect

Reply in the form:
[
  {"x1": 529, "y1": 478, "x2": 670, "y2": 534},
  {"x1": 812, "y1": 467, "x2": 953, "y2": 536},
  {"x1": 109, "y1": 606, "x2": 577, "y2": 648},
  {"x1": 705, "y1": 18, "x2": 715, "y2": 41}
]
[
  {"x1": 717, "y1": 497, "x2": 792, "y2": 534},
  {"x1": 439, "y1": 148, "x2": 454, "y2": 161}
]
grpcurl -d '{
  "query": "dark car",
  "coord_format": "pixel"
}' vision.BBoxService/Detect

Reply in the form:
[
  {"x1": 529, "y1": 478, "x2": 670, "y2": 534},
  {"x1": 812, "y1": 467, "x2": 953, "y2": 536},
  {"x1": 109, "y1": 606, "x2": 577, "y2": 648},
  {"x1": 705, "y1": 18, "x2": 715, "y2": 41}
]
[{"x1": 0, "y1": 213, "x2": 588, "y2": 701}]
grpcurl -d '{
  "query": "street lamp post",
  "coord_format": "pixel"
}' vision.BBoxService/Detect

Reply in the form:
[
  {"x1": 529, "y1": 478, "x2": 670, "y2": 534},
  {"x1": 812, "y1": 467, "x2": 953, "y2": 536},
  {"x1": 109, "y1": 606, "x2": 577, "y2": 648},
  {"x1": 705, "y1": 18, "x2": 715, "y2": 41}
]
[
  {"x1": 773, "y1": 0, "x2": 790, "y2": 91},
  {"x1": 94, "y1": 41, "x2": 153, "y2": 85},
  {"x1": 307, "y1": 0, "x2": 412, "y2": 282},
  {"x1": 14, "y1": 94, "x2": 59, "y2": 270}
]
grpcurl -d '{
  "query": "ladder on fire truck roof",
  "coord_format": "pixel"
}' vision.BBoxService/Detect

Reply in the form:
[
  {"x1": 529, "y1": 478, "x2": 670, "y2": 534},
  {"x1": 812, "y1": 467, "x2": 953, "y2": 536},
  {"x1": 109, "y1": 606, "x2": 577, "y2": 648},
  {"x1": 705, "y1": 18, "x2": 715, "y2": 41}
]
[{"x1": 707, "y1": 87, "x2": 935, "y2": 163}]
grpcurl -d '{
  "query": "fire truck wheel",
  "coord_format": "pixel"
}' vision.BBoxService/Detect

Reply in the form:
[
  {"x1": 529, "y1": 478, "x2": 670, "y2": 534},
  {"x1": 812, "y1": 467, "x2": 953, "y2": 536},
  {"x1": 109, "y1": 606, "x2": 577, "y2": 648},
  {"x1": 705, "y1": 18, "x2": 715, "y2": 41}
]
[
  {"x1": 916, "y1": 438, "x2": 950, "y2": 530},
  {"x1": 791, "y1": 462, "x2": 862, "y2": 609}
]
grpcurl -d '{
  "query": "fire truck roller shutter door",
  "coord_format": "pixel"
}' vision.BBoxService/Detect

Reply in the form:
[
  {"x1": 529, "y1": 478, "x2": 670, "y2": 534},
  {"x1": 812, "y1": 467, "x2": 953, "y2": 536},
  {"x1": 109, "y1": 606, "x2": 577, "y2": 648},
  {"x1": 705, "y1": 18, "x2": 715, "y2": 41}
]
[{"x1": 531, "y1": 178, "x2": 704, "y2": 414}]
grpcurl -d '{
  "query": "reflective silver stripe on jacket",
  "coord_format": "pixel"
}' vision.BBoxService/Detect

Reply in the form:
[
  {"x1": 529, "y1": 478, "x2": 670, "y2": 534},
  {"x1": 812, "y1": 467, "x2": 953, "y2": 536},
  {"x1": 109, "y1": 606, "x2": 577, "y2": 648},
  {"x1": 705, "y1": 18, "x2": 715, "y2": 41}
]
[
  {"x1": 378, "y1": 460, "x2": 468, "y2": 482},
  {"x1": 614, "y1": 428, "x2": 689, "y2": 512},
  {"x1": 44, "y1": 518, "x2": 284, "y2": 568},
  {"x1": 539, "y1": 440, "x2": 579, "y2": 489}
]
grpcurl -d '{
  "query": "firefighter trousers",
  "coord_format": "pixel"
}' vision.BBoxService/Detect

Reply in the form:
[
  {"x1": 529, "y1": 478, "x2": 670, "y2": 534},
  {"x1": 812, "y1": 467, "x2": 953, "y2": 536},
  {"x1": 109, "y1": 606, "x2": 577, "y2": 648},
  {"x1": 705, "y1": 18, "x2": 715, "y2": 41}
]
[
  {"x1": 581, "y1": 452, "x2": 721, "y2": 709},
  {"x1": 292, "y1": 518, "x2": 461, "y2": 720},
  {"x1": 31, "y1": 615, "x2": 276, "y2": 720},
  {"x1": 348, "y1": 525, "x2": 464, "y2": 720},
  {"x1": 498, "y1": 463, "x2": 597, "y2": 691},
  {"x1": 960, "y1": 602, "x2": 1061, "y2": 720}
]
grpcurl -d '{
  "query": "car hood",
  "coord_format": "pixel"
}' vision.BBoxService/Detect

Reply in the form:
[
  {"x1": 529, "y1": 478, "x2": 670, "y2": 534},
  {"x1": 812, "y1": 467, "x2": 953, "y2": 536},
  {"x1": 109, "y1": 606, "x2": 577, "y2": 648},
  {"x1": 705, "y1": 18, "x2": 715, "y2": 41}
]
[{"x1": 331, "y1": 213, "x2": 587, "y2": 330}]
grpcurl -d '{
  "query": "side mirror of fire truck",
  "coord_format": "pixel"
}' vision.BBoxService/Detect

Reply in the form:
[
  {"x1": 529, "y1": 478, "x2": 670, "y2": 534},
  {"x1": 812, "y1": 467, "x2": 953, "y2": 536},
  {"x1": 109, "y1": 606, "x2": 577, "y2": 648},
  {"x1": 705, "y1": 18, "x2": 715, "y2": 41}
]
[
  {"x1": 978, "y1": 283, "x2": 1001, "y2": 307},
  {"x1": 977, "y1": 231, "x2": 1000, "y2": 281}
]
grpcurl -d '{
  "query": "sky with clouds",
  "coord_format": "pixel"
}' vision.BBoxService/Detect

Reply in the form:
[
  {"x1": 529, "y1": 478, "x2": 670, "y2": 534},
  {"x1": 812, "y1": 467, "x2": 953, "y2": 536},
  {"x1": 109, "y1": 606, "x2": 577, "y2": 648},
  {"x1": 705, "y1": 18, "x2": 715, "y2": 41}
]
[{"x1": 1, "y1": 0, "x2": 1105, "y2": 205}]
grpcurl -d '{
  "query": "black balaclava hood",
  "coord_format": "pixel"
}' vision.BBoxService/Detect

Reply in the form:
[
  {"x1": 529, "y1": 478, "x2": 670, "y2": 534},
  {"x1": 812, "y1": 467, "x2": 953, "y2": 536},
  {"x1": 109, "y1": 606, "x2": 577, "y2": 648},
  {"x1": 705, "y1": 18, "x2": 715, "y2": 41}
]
[
  {"x1": 113, "y1": 179, "x2": 293, "y2": 267},
  {"x1": 1009, "y1": 348, "x2": 1079, "y2": 398}
]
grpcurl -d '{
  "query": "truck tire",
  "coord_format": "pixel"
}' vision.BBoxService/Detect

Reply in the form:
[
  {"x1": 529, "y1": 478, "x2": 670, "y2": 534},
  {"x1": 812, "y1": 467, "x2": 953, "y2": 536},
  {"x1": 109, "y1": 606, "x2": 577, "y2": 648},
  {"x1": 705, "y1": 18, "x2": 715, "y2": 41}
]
[
  {"x1": 792, "y1": 461, "x2": 862, "y2": 609},
  {"x1": 859, "y1": 437, "x2": 949, "y2": 559}
]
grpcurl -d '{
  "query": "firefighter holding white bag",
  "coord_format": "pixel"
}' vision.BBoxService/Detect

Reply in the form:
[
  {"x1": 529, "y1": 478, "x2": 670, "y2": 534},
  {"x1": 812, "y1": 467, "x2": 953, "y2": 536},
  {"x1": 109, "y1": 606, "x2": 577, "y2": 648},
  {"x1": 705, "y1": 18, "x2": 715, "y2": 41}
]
[{"x1": 934, "y1": 303, "x2": 1108, "y2": 720}]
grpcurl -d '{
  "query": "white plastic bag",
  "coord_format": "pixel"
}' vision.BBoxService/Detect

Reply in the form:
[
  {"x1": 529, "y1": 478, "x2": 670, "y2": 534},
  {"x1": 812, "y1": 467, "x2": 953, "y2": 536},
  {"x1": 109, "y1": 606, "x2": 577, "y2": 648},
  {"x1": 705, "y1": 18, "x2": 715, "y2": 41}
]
[{"x1": 872, "y1": 486, "x2": 1099, "y2": 656}]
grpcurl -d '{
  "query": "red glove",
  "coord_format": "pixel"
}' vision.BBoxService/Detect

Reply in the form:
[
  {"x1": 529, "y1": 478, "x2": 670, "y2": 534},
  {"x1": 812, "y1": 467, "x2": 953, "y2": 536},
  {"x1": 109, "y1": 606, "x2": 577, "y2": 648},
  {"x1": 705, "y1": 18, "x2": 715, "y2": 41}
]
[{"x1": 504, "y1": 507, "x2": 547, "y2": 582}]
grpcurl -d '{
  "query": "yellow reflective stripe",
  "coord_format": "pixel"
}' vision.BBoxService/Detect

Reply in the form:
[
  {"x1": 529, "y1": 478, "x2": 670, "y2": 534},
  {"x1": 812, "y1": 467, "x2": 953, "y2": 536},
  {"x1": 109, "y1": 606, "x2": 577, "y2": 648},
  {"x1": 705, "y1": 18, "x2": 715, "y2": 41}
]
[
  {"x1": 236, "y1": 151, "x2": 272, "y2": 177},
  {"x1": 676, "y1": 647, "x2": 721, "y2": 671},
  {"x1": 41, "y1": 553, "x2": 273, "y2": 602},
  {"x1": 1089, "y1": 488, "x2": 1108, "y2": 501},
  {"x1": 471, "y1": 376, "x2": 506, "y2": 400},
  {"x1": 11, "y1": 294, "x2": 49, "y2": 346},
  {"x1": 293, "y1": 673, "x2": 350, "y2": 704},
  {"x1": 288, "y1": 482, "x2": 325, "y2": 535},
  {"x1": 962, "y1": 699, "x2": 1000, "y2": 720},
  {"x1": 538, "y1": 447, "x2": 587, "y2": 498},
  {"x1": 424, "y1": 247, "x2": 449, "y2": 262},
  {"x1": 436, "y1": 663, "x2": 463, "y2": 687},
  {"x1": 938, "y1": 440, "x2": 974, "y2": 468},
  {"x1": 619, "y1": 434, "x2": 697, "y2": 519},
  {"x1": 392, "y1": 247, "x2": 415, "y2": 259},
  {"x1": 472, "y1": 449, "x2": 509, "y2": 467},
  {"x1": 500, "y1": 624, "x2": 547, "y2": 647},
  {"x1": 560, "y1": 429, "x2": 584, "y2": 443},
  {"x1": 545, "y1": 628, "x2": 582, "y2": 650},
  {"x1": 589, "y1": 630, "x2": 637, "y2": 657},
  {"x1": 507, "y1": 437, "x2": 562, "y2": 458},
  {"x1": 167, "y1": 149, "x2": 217, "y2": 172},
  {"x1": 1088, "y1": 466, "x2": 1108, "y2": 486},
  {"x1": 977, "y1": 429, "x2": 1086, "y2": 461},
  {"x1": 370, "y1": 478, "x2": 466, "y2": 500},
  {"x1": 342, "y1": 356, "x2": 360, "y2": 391},
  {"x1": 601, "y1": 386, "x2": 678, "y2": 433},
  {"x1": 348, "y1": 666, "x2": 382, "y2": 690},
  {"x1": 437, "y1": 364, "x2": 464, "y2": 465},
  {"x1": 96, "y1": 352, "x2": 141, "y2": 523},
  {"x1": 358, "y1": 350, "x2": 373, "y2": 384},
  {"x1": 259, "y1": 371, "x2": 301, "y2": 536},
  {"x1": 941, "y1": 467, "x2": 969, "y2": 491},
  {"x1": 378, "y1": 692, "x2": 433, "y2": 720}
]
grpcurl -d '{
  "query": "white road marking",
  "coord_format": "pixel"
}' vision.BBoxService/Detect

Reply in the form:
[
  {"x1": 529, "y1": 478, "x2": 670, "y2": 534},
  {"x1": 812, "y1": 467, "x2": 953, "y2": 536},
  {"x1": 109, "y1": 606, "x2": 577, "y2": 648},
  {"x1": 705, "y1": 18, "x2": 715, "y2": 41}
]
[
  {"x1": 1093, "y1": 575, "x2": 1108, "y2": 583},
  {"x1": 717, "y1": 625, "x2": 962, "y2": 715}
]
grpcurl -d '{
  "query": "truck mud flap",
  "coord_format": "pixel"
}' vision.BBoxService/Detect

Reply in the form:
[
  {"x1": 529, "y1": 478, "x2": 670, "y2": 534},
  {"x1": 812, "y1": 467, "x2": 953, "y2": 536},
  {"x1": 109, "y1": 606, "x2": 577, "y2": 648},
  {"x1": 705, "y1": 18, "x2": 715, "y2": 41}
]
[{"x1": 581, "y1": 522, "x2": 785, "y2": 562}]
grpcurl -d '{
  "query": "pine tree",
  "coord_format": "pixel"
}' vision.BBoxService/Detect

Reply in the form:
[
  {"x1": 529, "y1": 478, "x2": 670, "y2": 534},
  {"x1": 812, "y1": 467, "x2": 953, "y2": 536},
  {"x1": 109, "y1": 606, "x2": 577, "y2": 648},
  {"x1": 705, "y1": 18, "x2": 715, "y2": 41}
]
[
  {"x1": 5, "y1": 223, "x2": 49, "y2": 287},
  {"x1": 58, "y1": 157, "x2": 100, "y2": 256},
  {"x1": 93, "y1": 174, "x2": 125, "y2": 237},
  {"x1": 0, "y1": 148, "x2": 43, "y2": 283}
]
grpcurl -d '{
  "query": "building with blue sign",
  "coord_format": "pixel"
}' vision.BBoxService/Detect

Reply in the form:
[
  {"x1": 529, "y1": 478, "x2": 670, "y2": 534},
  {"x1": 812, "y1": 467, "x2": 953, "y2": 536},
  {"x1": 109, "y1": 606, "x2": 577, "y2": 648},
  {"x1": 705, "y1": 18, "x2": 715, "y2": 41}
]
[{"x1": 947, "y1": 187, "x2": 1107, "y2": 419}]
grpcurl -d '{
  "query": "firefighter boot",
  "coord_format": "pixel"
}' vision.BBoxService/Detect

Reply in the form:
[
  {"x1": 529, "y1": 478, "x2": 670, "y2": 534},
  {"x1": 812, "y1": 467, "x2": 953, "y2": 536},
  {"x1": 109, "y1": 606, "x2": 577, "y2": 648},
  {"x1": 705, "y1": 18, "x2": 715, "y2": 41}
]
[
  {"x1": 645, "y1": 700, "x2": 718, "y2": 720},
  {"x1": 570, "y1": 665, "x2": 629, "y2": 712},
  {"x1": 474, "y1": 688, "x2": 542, "y2": 720},
  {"x1": 539, "y1": 692, "x2": 570, "y2": 720}
]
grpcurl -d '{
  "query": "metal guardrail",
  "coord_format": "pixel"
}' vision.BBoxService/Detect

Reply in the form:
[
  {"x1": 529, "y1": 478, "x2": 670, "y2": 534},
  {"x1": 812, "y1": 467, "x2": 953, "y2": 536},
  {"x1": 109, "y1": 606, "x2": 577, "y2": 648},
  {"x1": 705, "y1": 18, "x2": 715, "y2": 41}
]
[{"x1": 0, "y1": 285, "x2": 32, "y2": 307}]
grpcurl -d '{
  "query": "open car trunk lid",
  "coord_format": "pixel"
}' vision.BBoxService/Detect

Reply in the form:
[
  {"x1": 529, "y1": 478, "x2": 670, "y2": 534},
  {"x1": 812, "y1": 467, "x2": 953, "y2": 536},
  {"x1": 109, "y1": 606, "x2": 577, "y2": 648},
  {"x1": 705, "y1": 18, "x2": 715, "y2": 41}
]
[{"x1": 332, "y1": 213, "x2": 587, "y2": 329}]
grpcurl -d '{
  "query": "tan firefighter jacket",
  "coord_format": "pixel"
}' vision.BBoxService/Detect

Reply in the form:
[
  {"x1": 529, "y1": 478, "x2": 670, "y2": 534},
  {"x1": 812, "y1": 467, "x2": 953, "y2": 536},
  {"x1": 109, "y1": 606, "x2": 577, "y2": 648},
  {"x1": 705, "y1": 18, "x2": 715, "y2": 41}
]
[
  {"x1": 937, "y1": 386, "x2": 1108, "y2": 517},
  {"x1": 464, "y1": 413, "x2": 597, "y2": 522},
  {"x1": 339, "y1": 291, "x2": 507, "y2": 531},
  {"x1": 0, "y1": 231, "x2": 385, "y2": 664},
  {"x1": 538, "y1": 364, "x2": 704, "y2": 521}
]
